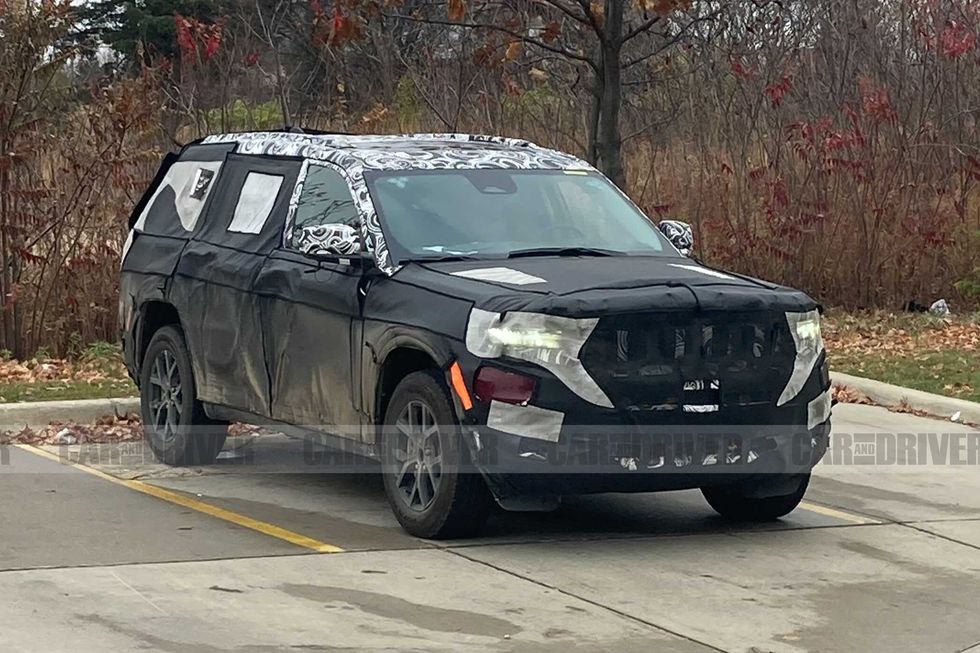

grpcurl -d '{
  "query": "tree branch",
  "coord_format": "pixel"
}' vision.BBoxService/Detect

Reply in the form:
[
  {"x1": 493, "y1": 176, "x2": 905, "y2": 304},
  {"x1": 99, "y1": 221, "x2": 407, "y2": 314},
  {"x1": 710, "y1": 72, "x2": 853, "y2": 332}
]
[
  {"x1": 622, "y1": 14, "x2": 661, "y2": 44},
  {"x1": 386, "y1": 11, "x2": 599, "y2": 71}
]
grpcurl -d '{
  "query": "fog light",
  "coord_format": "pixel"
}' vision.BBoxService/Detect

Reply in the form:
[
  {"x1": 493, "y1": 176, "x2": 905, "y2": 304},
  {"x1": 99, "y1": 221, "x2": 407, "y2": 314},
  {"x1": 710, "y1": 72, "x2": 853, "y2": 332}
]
[{"x1": 474, "y1": 367, "x2": 537, "y2": 405}]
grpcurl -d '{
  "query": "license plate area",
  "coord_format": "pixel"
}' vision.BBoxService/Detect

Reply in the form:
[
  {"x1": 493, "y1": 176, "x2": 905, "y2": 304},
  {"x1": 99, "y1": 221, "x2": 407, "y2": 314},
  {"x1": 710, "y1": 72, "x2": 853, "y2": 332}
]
[
  {"x1": 682, "y1": 379, "x2": 720, "y2": 413},
  {"x1": 609, "y1": 433, "x2": 747, "y2": 470}
]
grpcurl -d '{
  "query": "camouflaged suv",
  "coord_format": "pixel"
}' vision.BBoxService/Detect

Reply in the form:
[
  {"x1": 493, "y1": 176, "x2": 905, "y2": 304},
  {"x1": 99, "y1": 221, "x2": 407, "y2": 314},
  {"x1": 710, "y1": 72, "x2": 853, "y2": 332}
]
[{"x1": 121, "y1": 131, "x2": 831, "y2": 538}]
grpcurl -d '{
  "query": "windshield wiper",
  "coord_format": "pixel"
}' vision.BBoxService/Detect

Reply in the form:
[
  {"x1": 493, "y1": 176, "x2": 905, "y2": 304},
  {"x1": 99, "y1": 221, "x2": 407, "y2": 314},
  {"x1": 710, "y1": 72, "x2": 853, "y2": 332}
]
[
  {"x1": 506, "y1": 247, "x2": 623, "y2": 259},
  {"x1": 405, "y1": 254, "x2": 483, "y2": 263}
]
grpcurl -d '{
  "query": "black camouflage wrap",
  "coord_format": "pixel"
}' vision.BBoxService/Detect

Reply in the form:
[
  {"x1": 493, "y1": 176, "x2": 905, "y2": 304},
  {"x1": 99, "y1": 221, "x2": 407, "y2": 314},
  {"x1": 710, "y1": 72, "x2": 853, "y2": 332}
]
[{"x1": 121, "y1": 131, "x2": 831, "y2": 500}]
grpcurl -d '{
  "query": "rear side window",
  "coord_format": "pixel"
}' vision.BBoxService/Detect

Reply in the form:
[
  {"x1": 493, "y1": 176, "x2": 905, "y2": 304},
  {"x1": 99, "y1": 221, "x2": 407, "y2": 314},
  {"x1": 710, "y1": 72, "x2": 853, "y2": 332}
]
[
  {"x1": 289, "y1": 165, "x2": 358, "y2": 245},
  {"x1": 228, "y1": 172, "x2": 284, "y2": 234},
  {"x1": 134, "y1": 161, "x2": 223, "y2": 233}
]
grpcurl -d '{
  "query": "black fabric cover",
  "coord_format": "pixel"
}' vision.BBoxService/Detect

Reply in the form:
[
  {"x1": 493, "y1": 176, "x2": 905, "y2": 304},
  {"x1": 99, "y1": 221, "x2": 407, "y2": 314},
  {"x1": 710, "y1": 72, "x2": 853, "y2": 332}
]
[
  {"x1": 172, "y1": 154, "x2": 302, "y2": 414},
  {"x1": 254, "y1": 250, "x2": 362, "y2": 431},
  {"x1": 383, "y1": 256, "x2": 815, "y2": 319},
  {"x1": 122, "y1": 139, "x2": 826, "y2": 483}
]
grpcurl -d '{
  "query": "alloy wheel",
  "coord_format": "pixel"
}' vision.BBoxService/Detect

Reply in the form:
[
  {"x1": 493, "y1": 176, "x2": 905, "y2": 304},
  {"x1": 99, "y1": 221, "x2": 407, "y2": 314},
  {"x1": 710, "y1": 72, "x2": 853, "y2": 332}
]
[
  {"x1": 392, "y1": 400, "x2": 444, "y2": 512},
  {"x1": 147, "y1": 348, "x2": 183, "y2": 441}
]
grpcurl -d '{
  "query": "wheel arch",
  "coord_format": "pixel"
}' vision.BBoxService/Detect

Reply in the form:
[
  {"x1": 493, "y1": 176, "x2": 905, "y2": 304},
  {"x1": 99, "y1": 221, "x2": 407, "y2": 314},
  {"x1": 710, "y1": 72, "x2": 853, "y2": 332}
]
[
  {"x1": 136, "y1": 301, "x2": 183, "y2": 374},
  {"x1": 369, "y1": 332, "x2": 456, "y2": 428}
]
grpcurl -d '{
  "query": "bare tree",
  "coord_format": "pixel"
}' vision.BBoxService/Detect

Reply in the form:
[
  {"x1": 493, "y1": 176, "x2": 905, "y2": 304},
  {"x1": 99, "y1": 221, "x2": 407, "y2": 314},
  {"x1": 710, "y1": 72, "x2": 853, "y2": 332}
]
[{"x1": 384, "y1": 0, "x2": 722, "y2": 187}]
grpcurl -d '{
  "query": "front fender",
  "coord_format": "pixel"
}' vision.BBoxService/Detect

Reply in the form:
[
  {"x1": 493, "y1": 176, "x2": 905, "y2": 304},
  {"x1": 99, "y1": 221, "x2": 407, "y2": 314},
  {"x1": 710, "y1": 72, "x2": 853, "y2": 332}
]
[{"x1": 361, "y1": 321, "x2": 461, "y2": 427}]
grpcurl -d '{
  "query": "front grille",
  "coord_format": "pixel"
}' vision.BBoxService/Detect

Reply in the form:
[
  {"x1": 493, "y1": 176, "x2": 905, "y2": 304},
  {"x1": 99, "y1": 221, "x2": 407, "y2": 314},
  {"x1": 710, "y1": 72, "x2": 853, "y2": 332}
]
[{"x1": 580, "y1": 311, "x2": 795, "y2": 411}]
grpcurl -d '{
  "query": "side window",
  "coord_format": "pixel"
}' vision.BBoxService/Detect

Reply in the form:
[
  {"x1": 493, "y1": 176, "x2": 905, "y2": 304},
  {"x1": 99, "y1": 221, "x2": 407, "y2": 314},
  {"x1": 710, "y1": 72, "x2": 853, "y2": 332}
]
[
  {"x1": 228, "y1": 172, "x2": 284, "y2": 234},
  {"x1": 290, "y1": 165, "x2": 359, "y2": 247},
  {"x1": 134, "y1": 160, "x2": 223, "y2": 234}
]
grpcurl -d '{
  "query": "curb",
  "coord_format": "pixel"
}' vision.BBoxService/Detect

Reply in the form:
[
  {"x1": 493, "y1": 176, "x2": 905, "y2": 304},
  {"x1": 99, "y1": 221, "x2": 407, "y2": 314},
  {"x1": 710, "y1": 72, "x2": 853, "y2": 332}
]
[
  {"x1": 831, "y1": 371, "x2": 980, "y2": 425},
  {"x1": 0, "y1": 397, "x2": 139, "y2": 431}
]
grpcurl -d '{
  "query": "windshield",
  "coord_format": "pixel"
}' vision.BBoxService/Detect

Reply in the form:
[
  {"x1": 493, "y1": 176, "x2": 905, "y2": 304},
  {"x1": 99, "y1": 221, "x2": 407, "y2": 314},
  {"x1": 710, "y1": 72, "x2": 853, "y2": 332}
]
[{"x1": 365, "y1": 169, "x2": 677, "y2": 262}]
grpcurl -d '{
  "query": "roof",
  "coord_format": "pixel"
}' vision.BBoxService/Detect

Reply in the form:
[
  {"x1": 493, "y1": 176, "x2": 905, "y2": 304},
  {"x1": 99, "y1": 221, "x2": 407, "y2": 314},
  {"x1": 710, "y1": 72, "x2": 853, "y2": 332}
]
[{"x1": 199, "y1": 131, "x2": 592, "y2": 172}]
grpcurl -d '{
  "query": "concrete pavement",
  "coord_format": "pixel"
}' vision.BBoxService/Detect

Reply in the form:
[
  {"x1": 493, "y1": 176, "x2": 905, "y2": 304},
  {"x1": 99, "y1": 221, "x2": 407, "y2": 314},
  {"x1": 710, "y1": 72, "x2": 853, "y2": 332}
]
[
  {"x1": 0, "y1": 446, "x2": 298, "y2": 570},
  {"x1": 1, "y1": 403, "x2": 979, "y2": 652}
]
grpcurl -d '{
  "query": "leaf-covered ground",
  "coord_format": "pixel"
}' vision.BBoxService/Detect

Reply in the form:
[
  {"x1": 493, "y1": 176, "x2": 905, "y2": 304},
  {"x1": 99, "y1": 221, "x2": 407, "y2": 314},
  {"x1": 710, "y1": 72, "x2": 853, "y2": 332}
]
[
  {"x1": 0, "y1": 419, "x2": 264, "y2": 446},
  {"x1": 0, "y1": 343, "x2": 136, "y2": 403},
  {"x1": 0, "y1": 413, "x2": 144, "y2": 445},
  {"x1": 823, "y1": 310, "x2": 980, "y2": 403}
]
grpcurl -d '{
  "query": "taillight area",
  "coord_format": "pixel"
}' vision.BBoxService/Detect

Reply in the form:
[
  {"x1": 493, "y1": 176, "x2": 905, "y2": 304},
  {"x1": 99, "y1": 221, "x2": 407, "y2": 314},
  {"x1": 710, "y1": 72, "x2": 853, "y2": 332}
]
[{"x1": 474, "y1": 366, "x2": 537, "y2": 405}]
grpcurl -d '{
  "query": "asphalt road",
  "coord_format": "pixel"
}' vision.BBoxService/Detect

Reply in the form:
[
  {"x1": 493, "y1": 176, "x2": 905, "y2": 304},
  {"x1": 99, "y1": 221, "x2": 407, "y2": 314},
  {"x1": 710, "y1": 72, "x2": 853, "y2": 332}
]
[{"x1": 2, "y1": 403, "x2": 979, "y2": 652}]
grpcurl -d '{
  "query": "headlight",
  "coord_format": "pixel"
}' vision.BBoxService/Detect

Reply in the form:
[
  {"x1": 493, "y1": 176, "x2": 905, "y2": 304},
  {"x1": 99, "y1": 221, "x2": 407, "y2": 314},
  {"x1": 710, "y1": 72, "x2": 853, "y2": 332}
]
[
  {"x1": 485, "y1": 326, "x2": 563, "y2": 350},
  {"x1": 777, "y1": 309, "x2": 825, "y2": 407},
  {"x1": 794, "y1": 314, "x2": 823, "y2": 352},
  {"x1": 465, "y1": 308, "x2": 613, "y2": 408}
]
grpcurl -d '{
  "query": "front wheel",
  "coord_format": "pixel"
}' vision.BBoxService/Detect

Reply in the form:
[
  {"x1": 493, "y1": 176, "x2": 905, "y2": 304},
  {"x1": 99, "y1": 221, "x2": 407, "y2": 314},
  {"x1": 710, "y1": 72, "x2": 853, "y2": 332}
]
[
  {"x1": 140, "y1": 326, "x2": 227, "y2": 466},
  {"x1": 381, "y1": 371, "x2": 491, "y2": 539},
  {"x1": 702, "y1": 474, "x2": 809, "y2": 521}
]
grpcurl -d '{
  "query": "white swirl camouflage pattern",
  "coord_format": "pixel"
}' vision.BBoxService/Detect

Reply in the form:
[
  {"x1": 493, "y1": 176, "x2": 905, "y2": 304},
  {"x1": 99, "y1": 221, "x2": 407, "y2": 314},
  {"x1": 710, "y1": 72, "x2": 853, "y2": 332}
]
[
  {"x1": 202, "y1": 132, "x2": 593, "y2": 275},
  {"x1": 658, "y1": 219, "x2": 694, "y2": 255},
  {"x1": 295, "y1": 223, "x2": 361, "y2": 257}
]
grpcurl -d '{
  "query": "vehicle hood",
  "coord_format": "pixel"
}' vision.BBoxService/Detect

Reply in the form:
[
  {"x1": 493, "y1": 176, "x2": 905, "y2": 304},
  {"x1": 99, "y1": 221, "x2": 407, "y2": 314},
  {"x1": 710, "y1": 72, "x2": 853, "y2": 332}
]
[{"x1": 396, "y1": 256, "x2": 817, "y2": 316}]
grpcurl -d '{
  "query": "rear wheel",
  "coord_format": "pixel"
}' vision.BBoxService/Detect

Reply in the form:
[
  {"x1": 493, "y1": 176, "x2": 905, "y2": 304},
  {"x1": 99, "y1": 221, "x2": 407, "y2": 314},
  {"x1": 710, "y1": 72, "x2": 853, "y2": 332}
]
[
  {"x1": 381, "y1": 371, "x2": 491, "y2": 539},
  {"x1": 702, "y1": 474, "x2": 809, "y2": 521},
  {"x1": 140, "y1": 326, "x2": 226, "y2": 466}
]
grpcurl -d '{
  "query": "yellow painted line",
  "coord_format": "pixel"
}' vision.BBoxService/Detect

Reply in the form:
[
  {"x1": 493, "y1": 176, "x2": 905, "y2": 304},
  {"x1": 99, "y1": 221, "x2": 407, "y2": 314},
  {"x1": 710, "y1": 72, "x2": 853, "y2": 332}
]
[
  {"x1": 799, "y1": 500, "x2": 881, "y2": 525},
  {"x1": 15, "y1": 444, "x2": 344, "y2": 554}
]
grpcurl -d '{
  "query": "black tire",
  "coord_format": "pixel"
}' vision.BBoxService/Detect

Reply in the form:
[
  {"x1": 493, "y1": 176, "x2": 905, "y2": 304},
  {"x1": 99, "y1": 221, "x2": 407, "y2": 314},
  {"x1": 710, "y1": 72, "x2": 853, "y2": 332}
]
[
  {"x1": 381, "y1": 370, "x2": 492, "y2": 539},
  {"x1": 140, "y1": 326, "x2": 227, "y2": 466},
  {"x1": 702, "y1": 474, "x2": 809, "y2": 521}
]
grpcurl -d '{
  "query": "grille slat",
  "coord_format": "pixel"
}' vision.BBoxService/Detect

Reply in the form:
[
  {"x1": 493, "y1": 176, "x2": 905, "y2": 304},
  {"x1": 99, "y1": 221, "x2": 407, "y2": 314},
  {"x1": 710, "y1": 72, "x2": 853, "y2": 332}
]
[{"x1": 581, "y1": 311, "x2": 793, "y2": 411}]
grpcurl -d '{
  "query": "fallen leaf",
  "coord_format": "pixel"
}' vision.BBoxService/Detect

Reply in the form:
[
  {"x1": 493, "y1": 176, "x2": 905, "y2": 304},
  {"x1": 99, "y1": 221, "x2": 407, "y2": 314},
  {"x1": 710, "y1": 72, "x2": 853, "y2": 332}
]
[{"x1": 448, "y1": 0, "x2": 466, "y2": 22}]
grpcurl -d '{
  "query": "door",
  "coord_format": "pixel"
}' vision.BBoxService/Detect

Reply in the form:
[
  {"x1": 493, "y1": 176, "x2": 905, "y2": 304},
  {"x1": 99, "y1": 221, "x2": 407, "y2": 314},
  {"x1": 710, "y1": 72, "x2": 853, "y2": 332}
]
[
  {"x1": 253, "y1": 162, "x2": 365, "y2": 437},
  {"x1": 171, "y1": 154, "x2": 301, "y2": 416}
]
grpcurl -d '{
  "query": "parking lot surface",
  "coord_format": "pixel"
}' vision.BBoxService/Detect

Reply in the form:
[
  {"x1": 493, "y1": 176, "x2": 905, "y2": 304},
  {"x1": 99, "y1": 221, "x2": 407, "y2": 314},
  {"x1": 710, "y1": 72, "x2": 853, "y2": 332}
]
[{"x1": 2, "y1": 403, "x2": 979, "y2": 652}]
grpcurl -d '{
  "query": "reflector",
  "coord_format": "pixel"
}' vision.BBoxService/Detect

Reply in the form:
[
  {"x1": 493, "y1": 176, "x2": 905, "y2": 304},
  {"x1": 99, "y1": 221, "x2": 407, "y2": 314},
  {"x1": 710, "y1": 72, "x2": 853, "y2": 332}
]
[{"x1": 474, "y1": 367, "x2": 537, "y2": 405}]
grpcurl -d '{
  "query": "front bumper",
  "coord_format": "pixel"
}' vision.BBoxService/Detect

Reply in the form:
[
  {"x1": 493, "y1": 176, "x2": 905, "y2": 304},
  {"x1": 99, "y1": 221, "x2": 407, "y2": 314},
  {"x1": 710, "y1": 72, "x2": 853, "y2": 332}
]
[
  {"x1": 469, "y1": 419, "x2": 830, "y2": 497},
  {"x1": 452, "y1": 352, "x2": 831, "y2": 498}
]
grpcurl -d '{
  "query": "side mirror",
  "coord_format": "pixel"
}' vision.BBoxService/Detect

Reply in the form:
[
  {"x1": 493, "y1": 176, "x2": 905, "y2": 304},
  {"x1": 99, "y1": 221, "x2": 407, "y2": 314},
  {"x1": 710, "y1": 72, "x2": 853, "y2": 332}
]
[
  {"x1": 295, "y1": 223, "x2": 361, "y2": 258},
  {"x1": 658, "y1": 220, "x2": 693, "y2": 256}
]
